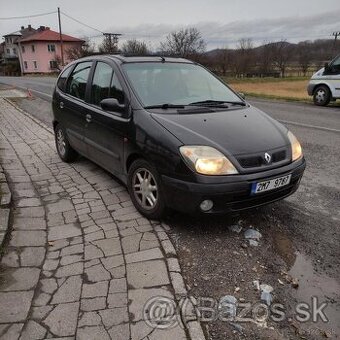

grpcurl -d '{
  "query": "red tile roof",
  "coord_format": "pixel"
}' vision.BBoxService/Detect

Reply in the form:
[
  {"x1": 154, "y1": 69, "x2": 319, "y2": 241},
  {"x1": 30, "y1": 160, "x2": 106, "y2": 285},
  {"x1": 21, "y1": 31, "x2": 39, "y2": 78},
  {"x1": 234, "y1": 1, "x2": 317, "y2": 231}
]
[{"x1": 19, "y1": 29, "x2": 84, "y2": 43}]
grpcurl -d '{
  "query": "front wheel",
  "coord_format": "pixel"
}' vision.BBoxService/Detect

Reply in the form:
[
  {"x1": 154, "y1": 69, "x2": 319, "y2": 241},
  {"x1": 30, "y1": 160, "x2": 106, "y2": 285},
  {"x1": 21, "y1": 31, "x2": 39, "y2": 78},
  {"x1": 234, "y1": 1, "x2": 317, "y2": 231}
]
[
  {"x1": 313, "y1": 86, "x2": 331, "y2": 106},
  {"x1": 127, "y1": 159, "x2": 165, "y2": 219},
  {"x1": 55, "y1": 124, "x2": 78, "y2": 162}
]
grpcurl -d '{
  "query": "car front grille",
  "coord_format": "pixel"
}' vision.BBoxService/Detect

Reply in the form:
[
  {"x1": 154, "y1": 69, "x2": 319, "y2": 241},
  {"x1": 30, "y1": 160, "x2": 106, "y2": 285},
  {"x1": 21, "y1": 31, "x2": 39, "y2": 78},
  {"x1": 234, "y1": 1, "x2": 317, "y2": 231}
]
[{"x1": 236, "y1": 148, "x2": 289, "y2": 170}]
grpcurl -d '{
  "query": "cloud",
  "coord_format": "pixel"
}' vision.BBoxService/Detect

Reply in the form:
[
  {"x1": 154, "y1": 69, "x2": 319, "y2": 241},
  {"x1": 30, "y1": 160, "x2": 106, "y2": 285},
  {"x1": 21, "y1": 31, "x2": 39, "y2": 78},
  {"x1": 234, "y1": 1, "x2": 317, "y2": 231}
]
[{"x1": 105, "y1": 9, "x2": 340, "y2": 49}]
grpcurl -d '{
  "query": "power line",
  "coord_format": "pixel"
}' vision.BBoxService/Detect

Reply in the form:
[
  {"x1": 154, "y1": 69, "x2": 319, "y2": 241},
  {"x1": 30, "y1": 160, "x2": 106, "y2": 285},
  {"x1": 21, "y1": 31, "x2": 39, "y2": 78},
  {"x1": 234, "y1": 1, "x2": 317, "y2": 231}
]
[
  {"x1": 61, "y1": 11, "x2": 104, "y2": 34},
  {"x1": 0, "y1": 10, "x2": 56, "y2": 20}
]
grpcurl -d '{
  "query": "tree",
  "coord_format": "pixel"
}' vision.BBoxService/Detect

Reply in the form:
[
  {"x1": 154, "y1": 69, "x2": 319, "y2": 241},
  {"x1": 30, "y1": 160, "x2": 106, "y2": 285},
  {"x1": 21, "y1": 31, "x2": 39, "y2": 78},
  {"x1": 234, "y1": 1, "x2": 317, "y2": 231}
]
[
  {"x1": 297, "y1": 42, "x2": 312, "y2": 76},
  {"x1": 271, "y1": 40, "x2": 293, "y2": 78},
  {"x1": 99, "y1": 34, "x2": 119, "y2": 54},
  {"x1": 216, "y1": 47, "x2": 230, "y2": 76},
  {"x1": 258, "y1": 41, "x2": 274, "y2": 76},
  {"x1": 232, "y1": 38, "x2": 254, "y2": 77},
  {"x1": 160, "y1": 27, "x2": 206, "y2": 58},
  {"x1": 66, "y1": 37, "x2": 95, "y2": 61},
  {"x1": 121, "y1": 39, "x2": 149, "y2": 55}
]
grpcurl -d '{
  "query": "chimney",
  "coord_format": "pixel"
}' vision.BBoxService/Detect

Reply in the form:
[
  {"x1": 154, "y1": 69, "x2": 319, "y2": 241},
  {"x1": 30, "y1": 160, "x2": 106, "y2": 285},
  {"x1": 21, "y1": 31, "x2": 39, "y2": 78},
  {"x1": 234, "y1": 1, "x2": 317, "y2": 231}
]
[
  {"x1": 39, "y1": 26, "x2": 46, "y2": 31},
  {"x1": 46, "y1": 27, "x2": 50, "y2": 30},
  {"x1": 28, "y1": 24, "x2": 32, "y2": 30},
  {"x1": 21, "y1": 26, "x2": 24, "y2": 30}
]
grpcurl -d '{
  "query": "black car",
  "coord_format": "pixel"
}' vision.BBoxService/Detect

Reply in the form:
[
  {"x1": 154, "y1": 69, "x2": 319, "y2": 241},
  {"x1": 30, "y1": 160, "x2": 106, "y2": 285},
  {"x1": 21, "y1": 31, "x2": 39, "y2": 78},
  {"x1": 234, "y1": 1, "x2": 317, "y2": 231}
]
[{"x1": 52, "y1": 55, "x2": 306, "y2": 218}]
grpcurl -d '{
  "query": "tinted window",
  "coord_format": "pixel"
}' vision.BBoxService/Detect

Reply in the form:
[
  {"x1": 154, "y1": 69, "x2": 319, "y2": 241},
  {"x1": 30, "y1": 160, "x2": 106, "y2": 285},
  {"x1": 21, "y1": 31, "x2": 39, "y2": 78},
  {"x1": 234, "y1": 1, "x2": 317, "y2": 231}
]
[
  {"x1": 110, "y1": 73, "x2": 125, "y2": 104},
  {"x1": 91, "y1": 62, "x2": 113, "y2": 106},
  {"x1": 66, "y1": 62, "x2": 92, "y2": 100},
  {"x1": 57, "y1": 65, "x2": 73, "y2": 92},
  {"x1": 90, "y1": 62, "x2": 125, "y2": 107}
]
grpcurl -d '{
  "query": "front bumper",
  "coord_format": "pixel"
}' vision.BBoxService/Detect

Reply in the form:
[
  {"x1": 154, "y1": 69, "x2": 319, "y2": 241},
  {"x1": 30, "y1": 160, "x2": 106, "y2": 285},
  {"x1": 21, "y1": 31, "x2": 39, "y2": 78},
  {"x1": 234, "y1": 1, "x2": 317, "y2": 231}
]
[{"x1": 161, "y1": 158, "x2": 306, "y2": 214}]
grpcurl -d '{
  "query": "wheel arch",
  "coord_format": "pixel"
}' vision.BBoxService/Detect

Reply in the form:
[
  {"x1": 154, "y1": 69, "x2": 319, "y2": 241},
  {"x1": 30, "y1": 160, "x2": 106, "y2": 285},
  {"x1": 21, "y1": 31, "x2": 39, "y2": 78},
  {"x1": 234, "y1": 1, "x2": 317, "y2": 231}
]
[{"x1": 313, "y1": 83, "x2": 331, "y2": 95}]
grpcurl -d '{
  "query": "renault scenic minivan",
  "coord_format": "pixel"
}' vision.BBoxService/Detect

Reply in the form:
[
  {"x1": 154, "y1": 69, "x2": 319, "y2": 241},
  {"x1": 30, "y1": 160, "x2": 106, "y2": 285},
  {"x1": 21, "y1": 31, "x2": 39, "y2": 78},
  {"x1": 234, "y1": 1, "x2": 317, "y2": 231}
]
[{"x1": 52, "y1": 55, "x2": 305, "y2": 218}]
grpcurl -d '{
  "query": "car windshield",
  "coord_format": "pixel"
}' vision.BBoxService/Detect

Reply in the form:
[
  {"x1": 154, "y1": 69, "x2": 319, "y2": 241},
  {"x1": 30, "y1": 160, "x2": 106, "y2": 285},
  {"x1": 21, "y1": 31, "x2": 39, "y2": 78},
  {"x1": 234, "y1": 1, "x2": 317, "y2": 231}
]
[{"x1": 122, "y1": 62, "x2": 242, "y2": 108}]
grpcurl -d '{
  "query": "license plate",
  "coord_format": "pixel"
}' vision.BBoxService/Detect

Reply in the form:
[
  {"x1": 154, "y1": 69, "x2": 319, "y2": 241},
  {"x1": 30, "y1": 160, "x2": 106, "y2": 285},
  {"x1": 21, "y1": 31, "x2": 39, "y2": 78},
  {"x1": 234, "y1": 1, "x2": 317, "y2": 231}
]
[{"x1": 251, "y1": 174, "x2": 292, "y2": 195}]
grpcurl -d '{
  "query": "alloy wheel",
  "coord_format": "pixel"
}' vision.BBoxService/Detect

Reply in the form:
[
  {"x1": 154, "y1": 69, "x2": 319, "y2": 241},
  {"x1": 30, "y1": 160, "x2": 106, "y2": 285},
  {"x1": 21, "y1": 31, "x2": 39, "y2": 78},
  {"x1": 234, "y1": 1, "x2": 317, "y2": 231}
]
[
  {"x1": 56, "y1": 129, "x2": 66, "y2": 157},
  {"x1": 132, "y1": 168, "x2": 158, "y2": 210}
]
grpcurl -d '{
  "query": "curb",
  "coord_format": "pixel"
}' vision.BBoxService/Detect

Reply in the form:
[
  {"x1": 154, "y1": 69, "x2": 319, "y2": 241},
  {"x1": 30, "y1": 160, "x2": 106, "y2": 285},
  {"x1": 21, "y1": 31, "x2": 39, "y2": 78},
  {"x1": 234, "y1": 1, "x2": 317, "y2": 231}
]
[
  {"x1": 157, "y1": 222, "x2": 207, "y2": 340},
  {"x1": 0, "y1": 164, "x2": 11, "y2": 252}
]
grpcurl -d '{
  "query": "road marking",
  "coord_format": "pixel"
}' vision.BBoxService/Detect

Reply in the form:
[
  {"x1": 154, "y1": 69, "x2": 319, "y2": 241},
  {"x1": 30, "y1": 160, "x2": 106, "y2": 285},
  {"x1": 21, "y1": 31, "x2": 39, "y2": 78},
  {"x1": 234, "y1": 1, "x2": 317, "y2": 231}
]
[{"x1": 279, "y1": 119, "x2": 340, "y2": 133}]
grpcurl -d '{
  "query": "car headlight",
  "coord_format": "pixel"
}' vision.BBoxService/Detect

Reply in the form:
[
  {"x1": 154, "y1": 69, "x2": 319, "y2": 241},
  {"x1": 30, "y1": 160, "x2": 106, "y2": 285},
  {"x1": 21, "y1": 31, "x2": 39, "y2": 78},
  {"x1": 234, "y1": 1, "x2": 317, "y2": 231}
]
[
  {"x1": 287, "y1": 131, "x2": 303, "y2": 161},
  {"x1": 179, "y1": 146, "x2": 238, "y2": 175}
]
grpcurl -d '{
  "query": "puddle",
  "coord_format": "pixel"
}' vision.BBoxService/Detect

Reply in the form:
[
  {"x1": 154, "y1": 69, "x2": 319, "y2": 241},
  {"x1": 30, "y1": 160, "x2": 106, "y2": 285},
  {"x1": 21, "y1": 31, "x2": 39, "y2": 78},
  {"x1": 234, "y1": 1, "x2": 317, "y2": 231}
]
[
  {"x1": 273, "y1": 231, "x2": 340, "y2": 337},
  {"x1": 289, "y1": 252, "x2": 340, "y2": 338}
]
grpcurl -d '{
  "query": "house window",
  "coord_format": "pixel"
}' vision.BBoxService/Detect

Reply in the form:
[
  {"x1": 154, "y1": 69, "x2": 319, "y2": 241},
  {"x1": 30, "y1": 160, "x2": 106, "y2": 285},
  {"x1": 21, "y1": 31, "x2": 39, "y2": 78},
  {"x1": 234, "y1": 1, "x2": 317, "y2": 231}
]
[
  {"x1": 5, "y1": 37, "x2": 8, "y2": 43},
  {"x1": 31, "y1": 45, "x2": 35, "y2": 52},
  {"x1": 33, "y1": 61, "x2": 38, "y2": 69},
  {"x1": 21, "y1": 45, "x2": 25, "y2": 53},
  {"x1": 48, "y1": 44, "x2": 56, "y2": 52},
  {"x1": 6, "y1": 49, "x2": 10, "y2": 54},
  {"x1": 24, "y1": 61, "x2": 28, "y2": 69},
  {"x1": 50, "y1": 60, "x2": 58, "y2": 69},
  {"x1": 13, "y1": 48, "x2": 17, "y2": 55}
]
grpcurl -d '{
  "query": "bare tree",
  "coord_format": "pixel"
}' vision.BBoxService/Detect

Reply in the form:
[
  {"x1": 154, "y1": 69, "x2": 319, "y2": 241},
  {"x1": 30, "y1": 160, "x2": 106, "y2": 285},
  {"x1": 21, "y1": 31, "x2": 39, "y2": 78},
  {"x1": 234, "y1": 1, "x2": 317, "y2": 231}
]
[
  {"x1": 99, "y1": 35, "x2": 119, "y2": 54},
  {"x1": 271, "y1": 40, "x2": 293, "y2": 78},
  {"x1": 258, "y1": 41, "x2": 274, "y2": 76},
  {"x1": 66, "y1": 37, "x2": 95, "y2": 61},
  {"x1": 160, "y1": 27, "x2": 206, "y2": 58},
  {"x1": 297, "y1": 42, "x2": 311, "y2": 76},
  {"x1": 233, "y1": 38, "x2": 254, "y2": 77},
  {"x1": 121, "y1": 39, "x2": 149, "y2": 55},
  {"x1": 216, "y1": 47, "x2": 230, "y2": 76}
]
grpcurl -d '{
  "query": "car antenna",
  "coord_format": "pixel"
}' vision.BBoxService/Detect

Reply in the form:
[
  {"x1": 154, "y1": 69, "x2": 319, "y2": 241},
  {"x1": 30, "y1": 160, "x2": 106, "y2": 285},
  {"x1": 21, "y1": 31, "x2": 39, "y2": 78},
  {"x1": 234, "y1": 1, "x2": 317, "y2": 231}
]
[{"x1": 160, "y1": 56, "x2": 165, "y2": 63}]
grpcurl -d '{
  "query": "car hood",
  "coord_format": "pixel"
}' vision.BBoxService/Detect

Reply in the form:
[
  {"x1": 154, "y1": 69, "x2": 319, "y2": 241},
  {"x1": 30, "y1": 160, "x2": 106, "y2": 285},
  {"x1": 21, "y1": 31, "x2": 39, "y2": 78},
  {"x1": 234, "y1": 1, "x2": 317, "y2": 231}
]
[{"x1": 151, "y1": 106, "x2": 289, "y2": 156}]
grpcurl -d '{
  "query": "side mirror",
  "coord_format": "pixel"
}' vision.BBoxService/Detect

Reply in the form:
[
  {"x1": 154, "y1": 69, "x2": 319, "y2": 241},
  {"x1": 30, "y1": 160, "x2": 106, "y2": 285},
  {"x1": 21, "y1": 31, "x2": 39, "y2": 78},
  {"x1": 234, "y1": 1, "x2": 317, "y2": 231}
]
[
  {"x1": 100, "y1": 98, "x2": 125, "y2": 113},
  {"x1": 238, "y1": 92, "x2": 246, "y2": 99}
]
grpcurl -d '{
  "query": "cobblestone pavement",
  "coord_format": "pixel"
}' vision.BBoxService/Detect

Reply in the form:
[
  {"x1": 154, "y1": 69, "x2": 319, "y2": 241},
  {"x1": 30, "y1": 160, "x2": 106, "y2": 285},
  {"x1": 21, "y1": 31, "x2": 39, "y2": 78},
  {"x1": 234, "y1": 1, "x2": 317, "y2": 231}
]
[{"x1": 0, "y1": 98, "x2": 205, "y2": 340}]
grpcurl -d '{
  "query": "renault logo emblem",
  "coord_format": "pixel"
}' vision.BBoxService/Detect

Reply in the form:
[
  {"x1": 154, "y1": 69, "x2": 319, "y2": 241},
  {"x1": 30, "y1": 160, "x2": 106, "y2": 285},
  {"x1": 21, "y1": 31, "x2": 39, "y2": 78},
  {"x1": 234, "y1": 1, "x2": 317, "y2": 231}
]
[{"x1": 264, "y1": 152, "x2": 272, "y2": 163}]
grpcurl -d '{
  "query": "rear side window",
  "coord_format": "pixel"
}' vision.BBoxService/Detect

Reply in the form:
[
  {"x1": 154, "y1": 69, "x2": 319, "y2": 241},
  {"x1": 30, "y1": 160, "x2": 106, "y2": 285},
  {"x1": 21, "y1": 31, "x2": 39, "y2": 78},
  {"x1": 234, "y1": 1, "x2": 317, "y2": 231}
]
[
  {"x1": 57, "y1": 65, "x2": 72, "y2": 92},
  {"x1": 66, "y1": 62, "x2": 92, "y2": 100}
]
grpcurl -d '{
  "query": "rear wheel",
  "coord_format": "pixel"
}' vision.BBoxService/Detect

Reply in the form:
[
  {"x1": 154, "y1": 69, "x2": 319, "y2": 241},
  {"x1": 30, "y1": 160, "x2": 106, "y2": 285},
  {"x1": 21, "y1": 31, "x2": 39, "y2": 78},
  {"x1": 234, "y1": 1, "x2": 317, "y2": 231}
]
[
  {"x1": 313, "y1": 85, "x2": 331, "y2": 106},
  {"x1": 127, "y1": 159, "x2": 165, "y2": 219},
  {"x1": 55, "y1": 124, "x2": 78, "y2": 162}
]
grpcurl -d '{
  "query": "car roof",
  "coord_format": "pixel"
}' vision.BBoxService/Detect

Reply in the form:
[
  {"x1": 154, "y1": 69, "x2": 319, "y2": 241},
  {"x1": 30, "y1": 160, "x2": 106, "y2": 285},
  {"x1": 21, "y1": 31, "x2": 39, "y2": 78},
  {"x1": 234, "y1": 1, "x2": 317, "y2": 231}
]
[{"x1": 74, "y1": 54, "x2": 194, "y2": 64}]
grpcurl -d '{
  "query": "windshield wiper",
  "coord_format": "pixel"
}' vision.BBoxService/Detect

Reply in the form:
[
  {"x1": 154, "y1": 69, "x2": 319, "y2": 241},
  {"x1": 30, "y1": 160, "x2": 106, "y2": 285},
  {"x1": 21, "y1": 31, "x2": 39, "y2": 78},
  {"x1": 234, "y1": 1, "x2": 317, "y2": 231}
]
[
  {"x1": 144, "y1": 103, "x2": 185, "y2": 109},
  {"x1": 188, "y1": 100, "x2": 246, "y2": 107}
]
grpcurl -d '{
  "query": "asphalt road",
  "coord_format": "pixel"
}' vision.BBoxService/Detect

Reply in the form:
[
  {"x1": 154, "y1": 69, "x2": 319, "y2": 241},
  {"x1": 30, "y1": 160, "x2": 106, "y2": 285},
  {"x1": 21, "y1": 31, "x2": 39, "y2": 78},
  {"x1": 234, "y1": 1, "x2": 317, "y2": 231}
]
[{"x1": 1, "y1": 75, "x2": 339, "y2": 338}]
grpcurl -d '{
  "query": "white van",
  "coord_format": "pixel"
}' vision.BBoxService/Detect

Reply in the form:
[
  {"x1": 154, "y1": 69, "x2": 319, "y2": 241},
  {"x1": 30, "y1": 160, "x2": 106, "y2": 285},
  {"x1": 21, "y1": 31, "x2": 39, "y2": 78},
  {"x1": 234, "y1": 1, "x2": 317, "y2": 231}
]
[{"x1": 307, "y1": 54, "x2": 340, "y2": 106}]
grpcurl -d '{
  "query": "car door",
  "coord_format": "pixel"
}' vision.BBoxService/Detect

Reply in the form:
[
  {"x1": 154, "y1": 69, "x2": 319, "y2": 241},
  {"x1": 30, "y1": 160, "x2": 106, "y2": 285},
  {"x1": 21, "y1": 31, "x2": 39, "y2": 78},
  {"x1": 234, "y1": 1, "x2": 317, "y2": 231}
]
[
  {"x1": 58, "y1": 61, "x2": 93, "y2": 156},
  {"x1": 83, "y1": 60, "x2": 130, "y2": 178},
  {"x1": 323, "y1": 55, "x2": 340, "y2": 98}
]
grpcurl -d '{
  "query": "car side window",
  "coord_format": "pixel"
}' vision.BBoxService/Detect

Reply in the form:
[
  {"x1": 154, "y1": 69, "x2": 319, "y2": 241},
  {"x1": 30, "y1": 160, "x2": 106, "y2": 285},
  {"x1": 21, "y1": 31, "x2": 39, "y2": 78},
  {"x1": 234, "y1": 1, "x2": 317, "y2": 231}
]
[
  {"x1": 331, "y1": 56, "x2": 340, "y2": 73},
  {"x1": 110, "y1": 73, "x2": 125, "y2": 104},
  {"x1": 66, "y1": 61, "x2": 92, "y2": 100},
  {"x1": 57, "y1": 65, "x2": 72, "y2": 92},
  {"x1": 90, "y1": 62, "x2": 113, "y2": 106}
]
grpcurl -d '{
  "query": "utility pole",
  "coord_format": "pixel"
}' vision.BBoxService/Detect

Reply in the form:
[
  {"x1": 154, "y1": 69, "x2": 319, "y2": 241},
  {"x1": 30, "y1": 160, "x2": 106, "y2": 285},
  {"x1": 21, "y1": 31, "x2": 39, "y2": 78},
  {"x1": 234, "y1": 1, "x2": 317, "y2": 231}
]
[
  {"x1": 332, "y1": 31, "x2": 340, "y2": 57},
  {"x1": 102, "y1": 33, "x2": 122, "y2": 53},
  {"x1": 57, "y1": 7, "x2": 64, "y2": 66}
]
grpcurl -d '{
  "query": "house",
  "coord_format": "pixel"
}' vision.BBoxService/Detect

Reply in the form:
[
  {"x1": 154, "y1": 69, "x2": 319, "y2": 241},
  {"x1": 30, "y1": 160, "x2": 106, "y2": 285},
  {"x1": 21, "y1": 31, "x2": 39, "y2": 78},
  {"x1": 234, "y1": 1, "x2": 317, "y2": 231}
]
[
  {"x1": 0, "y1": 25, "x2": 36, "y2": 74},
  {"x1": 17, "y1": 26, "x2": 84, "y2": 74}
]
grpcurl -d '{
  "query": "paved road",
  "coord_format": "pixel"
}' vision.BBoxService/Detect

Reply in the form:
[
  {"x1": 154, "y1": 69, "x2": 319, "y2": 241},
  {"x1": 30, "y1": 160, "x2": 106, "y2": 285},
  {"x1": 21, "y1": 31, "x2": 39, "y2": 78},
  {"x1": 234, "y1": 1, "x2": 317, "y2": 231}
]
[{"x1": 0, "y1": 98, "x2": 203, "y2": 339}]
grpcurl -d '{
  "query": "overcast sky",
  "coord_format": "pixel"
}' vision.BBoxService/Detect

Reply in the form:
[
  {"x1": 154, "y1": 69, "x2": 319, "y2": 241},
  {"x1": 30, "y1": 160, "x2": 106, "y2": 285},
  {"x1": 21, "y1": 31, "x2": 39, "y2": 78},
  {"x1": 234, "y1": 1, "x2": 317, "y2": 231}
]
[{"x1": 1, "y1": 0, "x2": 340, "y2": 49}]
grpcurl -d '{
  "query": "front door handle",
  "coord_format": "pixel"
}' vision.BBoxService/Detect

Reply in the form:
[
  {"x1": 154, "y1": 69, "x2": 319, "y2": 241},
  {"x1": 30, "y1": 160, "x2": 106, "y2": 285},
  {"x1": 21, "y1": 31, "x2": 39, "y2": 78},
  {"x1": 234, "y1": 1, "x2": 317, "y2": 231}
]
[
  {"x1": 60, "y1": 101, "x2": 64, "y2": 109},
  {"x1": 86, "y1": 114, "x2": 92, "y2": 123}
]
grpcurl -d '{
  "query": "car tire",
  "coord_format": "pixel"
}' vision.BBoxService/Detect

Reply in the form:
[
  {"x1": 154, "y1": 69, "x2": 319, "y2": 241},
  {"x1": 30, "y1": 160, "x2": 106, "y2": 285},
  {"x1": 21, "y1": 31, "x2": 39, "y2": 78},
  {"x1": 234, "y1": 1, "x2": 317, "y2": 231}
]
[
  {"x1": 313, "y1": 85, "x2": 331, "y2": 106},
  {"x1": 127, "y1": 159, "x2": 165, "y2": 219},
  {"x1": 54, "y1": 124, "x2": 78, "y2": 162}
]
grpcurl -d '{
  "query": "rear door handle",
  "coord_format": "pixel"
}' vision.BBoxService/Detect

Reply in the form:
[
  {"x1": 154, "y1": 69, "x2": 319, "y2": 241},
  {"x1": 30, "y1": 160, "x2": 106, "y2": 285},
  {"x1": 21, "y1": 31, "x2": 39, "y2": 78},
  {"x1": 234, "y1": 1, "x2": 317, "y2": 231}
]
[
  {"x1": 60, "y1": 101, "x2": 64, "y2": 109},
  {"x1": 86, "y1": 114, "x2": 92, "y2": 123}
]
